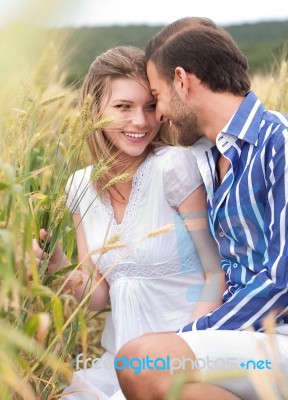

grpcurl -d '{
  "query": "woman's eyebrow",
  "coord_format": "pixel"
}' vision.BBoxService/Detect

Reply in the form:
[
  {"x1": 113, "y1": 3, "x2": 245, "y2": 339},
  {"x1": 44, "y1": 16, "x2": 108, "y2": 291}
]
[{"x1": 111, "y1": 99, "x2": 133, "y2": 103}]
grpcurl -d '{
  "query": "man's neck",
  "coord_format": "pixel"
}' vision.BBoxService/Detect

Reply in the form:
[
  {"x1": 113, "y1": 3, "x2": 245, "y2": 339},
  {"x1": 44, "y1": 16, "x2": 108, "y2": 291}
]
[{"x1": 201, "y1": 93, "x2": 244, "y2": 143}]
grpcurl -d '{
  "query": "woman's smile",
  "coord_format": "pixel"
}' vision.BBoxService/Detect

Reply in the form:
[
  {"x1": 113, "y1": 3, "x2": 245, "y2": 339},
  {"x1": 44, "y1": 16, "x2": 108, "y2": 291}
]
[
  {"x1": 101, "y1": 78, "x2": 160, "y2": 158},
  {"x1": 122, "y1": 131, "x2": 148, "y2": 140}
]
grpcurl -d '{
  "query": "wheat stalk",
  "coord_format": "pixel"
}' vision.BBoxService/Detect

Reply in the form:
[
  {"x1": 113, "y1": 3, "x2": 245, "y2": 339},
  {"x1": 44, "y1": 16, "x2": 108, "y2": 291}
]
[{"x1": 147, "y1": 224, "x2": 175, "y2": 237}]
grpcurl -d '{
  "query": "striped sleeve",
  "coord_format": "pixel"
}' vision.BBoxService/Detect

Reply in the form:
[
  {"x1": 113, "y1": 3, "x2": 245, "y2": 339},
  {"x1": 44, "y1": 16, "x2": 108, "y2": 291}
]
[{"x1": 179, "y1": 128, "x2": 288, "y2": 332}]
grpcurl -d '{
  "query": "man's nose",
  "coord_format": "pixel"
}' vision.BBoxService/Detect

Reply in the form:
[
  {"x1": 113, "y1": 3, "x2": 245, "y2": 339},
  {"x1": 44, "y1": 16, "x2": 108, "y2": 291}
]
[{"x1": 155, "y1": 108, "x2": 167, "y2": 124}]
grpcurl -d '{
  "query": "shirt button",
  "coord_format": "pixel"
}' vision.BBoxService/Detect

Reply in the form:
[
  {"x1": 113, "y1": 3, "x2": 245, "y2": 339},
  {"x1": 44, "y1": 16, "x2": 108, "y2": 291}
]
[
  {"x1": 219, "y1": 231, "x2": 225, "y2": 237},
  {"x1": 233, "y1": 263, "x2": 238, "y2": 268}
]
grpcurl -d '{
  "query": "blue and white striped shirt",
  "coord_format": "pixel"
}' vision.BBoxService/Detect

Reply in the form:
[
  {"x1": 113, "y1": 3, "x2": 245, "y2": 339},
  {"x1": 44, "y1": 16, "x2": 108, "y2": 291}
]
[{"x1": 180, "y1": 91, "x2": 288, "y2": 332}]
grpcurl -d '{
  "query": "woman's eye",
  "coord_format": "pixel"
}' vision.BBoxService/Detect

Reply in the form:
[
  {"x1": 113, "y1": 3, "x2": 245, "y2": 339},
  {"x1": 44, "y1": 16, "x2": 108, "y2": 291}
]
[{"x1": 114, "y1": 104, "x2": 130, "y2": 110}]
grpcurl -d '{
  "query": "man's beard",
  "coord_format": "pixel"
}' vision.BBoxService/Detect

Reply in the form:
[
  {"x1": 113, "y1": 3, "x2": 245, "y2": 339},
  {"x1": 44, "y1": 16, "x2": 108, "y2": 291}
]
[{"x1": 169, "y1": 89, "x2": 201, "y2": 146}]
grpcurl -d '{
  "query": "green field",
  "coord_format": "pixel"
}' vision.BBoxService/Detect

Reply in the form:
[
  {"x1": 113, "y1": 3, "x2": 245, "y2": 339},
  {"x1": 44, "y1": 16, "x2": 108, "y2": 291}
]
[{"x1": 0, "y1": 18, "x2": 287, "y2": 400}]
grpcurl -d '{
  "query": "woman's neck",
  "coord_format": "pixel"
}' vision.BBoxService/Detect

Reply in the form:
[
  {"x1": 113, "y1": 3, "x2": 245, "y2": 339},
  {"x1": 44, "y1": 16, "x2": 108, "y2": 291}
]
[
  {"x1": 107, "y1": 148, "x2": 151, "y2": 204},
  {"x1": 111, "y1": 148, "x2": 150, "y2": 175}
]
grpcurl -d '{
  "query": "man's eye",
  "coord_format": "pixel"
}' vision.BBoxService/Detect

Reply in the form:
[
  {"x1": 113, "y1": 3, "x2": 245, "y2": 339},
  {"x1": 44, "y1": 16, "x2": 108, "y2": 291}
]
[{"x1": 146, "y1": 103, "x2": 156, "y2": 111}]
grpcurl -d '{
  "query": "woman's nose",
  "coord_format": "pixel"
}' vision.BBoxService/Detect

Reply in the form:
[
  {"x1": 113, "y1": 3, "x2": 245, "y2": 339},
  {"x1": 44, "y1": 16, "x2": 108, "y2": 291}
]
[{"x1": 132, "y1": 109, "x2": 148, "y2": 127}]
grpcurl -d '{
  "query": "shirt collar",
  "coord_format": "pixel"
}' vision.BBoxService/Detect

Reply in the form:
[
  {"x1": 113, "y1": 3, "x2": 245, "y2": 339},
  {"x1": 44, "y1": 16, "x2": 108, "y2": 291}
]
[
  {"x1": 221, "y1": 91, "x2": 264, "y2": 145},
  {"x1": 191, "y1": 91, "x2": 264, "y2": 159}
]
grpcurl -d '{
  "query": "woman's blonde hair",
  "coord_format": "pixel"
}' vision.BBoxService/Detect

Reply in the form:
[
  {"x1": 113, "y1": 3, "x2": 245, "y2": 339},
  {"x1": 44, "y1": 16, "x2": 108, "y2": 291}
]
[{"x1": 79, "y1": 45, "x2": 176, "y2": 194}]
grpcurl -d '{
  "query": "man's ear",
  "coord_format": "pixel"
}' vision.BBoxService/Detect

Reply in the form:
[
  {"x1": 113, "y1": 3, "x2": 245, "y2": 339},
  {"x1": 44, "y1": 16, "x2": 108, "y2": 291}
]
[{"x1": 173, "y1": 67, "x2": 189, "y2": 97}]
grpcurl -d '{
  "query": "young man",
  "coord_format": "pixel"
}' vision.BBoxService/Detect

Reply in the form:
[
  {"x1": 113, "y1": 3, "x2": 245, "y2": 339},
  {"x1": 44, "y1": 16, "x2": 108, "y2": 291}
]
[{"x1": 113, "y1": 17, "x2": 288, "y2": 400}]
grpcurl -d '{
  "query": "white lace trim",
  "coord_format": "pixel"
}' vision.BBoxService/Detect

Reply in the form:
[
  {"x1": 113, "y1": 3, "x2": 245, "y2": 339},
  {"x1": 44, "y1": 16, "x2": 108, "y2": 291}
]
[
  {"x1": 101, "y1": 153, "x2": 153, "y2": 237},
  {"x1": 103, "y1": 254, "x2": 202, "y2": 284}
]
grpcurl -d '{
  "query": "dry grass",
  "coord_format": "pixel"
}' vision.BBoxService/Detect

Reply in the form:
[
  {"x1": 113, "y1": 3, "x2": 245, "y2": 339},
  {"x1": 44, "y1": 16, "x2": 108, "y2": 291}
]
[{"x1": 0, "y1": 5, "x2": 287, "y2": 398}]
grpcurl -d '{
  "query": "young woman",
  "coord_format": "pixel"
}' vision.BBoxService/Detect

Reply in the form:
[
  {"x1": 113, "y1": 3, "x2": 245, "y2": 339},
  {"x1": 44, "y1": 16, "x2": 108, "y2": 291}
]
[{"x1": 33, "y1": 46, "x2": 225, "y2": 399}]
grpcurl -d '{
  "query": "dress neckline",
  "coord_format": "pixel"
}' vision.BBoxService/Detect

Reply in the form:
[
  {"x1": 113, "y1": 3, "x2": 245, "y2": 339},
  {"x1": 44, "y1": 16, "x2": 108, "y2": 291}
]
[{"x1": 102, "y1": 153, "x2": 153, "y2": 229}]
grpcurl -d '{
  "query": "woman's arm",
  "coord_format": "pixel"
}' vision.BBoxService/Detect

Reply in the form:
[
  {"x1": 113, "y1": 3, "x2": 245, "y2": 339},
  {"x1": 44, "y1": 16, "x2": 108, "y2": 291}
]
[
  {"x1": 33, "y1": 215, "x2": 110, "y2": 311},
  {"x1": 69, "y1": 214, "x2": 110, "y2": 311},
  {"x1": 177, "y1": 185, "x2": 226, "y2": 321}
]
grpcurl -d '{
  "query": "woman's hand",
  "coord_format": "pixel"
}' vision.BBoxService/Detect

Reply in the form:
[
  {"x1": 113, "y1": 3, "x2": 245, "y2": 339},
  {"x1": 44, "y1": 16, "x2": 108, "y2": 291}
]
[{"x1": 32, "y1": 228, "x2": 68, "y2": 275}]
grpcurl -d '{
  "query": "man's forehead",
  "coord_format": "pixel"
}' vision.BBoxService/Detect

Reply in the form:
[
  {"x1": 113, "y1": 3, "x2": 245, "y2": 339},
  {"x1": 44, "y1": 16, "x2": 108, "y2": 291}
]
[
  {"x1": 147, "y1": 61, "x2": 166, "y2": 92},
  {"x1": 146, "y1": 60, "x2": 158, "y2": 77}
]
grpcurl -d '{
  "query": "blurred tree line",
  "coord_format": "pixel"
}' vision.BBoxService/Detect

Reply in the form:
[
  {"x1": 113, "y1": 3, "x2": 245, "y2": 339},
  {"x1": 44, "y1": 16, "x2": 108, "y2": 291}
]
[{"x1": 54, "y1": 20, "x2": 288, "y2": 85}]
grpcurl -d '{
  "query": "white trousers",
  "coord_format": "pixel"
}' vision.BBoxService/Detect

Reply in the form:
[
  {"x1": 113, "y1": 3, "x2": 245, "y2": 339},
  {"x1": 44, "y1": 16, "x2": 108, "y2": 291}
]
[{"x1": 176, "y1": 329, "x2": 288, "y2": 400}]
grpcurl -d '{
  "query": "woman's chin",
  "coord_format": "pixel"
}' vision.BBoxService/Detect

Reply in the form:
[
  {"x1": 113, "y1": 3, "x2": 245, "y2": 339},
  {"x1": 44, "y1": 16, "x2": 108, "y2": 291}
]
[{"x1": 120, "y1": 145, "x2": 148, "y2": 158}]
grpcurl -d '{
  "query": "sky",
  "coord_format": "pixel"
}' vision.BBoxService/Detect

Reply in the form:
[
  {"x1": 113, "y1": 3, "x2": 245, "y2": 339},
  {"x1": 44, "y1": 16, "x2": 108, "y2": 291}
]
[{"x1": 1, "y1": 0, "x2": 288, "y2": 28}]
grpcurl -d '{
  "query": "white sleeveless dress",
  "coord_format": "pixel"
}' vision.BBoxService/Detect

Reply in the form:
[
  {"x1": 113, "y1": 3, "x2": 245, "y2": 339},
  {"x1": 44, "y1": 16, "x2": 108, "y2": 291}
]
[{"x1": 61, "y1": 146, "x2": 205, "y2": 399}]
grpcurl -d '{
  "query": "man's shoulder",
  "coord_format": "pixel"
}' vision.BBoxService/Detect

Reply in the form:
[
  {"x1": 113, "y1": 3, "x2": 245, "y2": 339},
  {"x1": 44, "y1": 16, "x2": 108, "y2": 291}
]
[
  {"x1": 259, "y1": 110, "x2": 288, "y2": 151},
  {"x1": 264, "y1": 109, "x2": 288, "y2": 128}
]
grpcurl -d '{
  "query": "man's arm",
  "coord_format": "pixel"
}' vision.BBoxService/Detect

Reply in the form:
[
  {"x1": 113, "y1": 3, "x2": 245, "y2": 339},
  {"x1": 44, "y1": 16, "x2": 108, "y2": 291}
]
[
  {"x1": 179, "y1": 130, "x2": 288, "y2": 332},
  {"x1": 178, "y1": 185, "x2": 226, "y2": 321}
]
